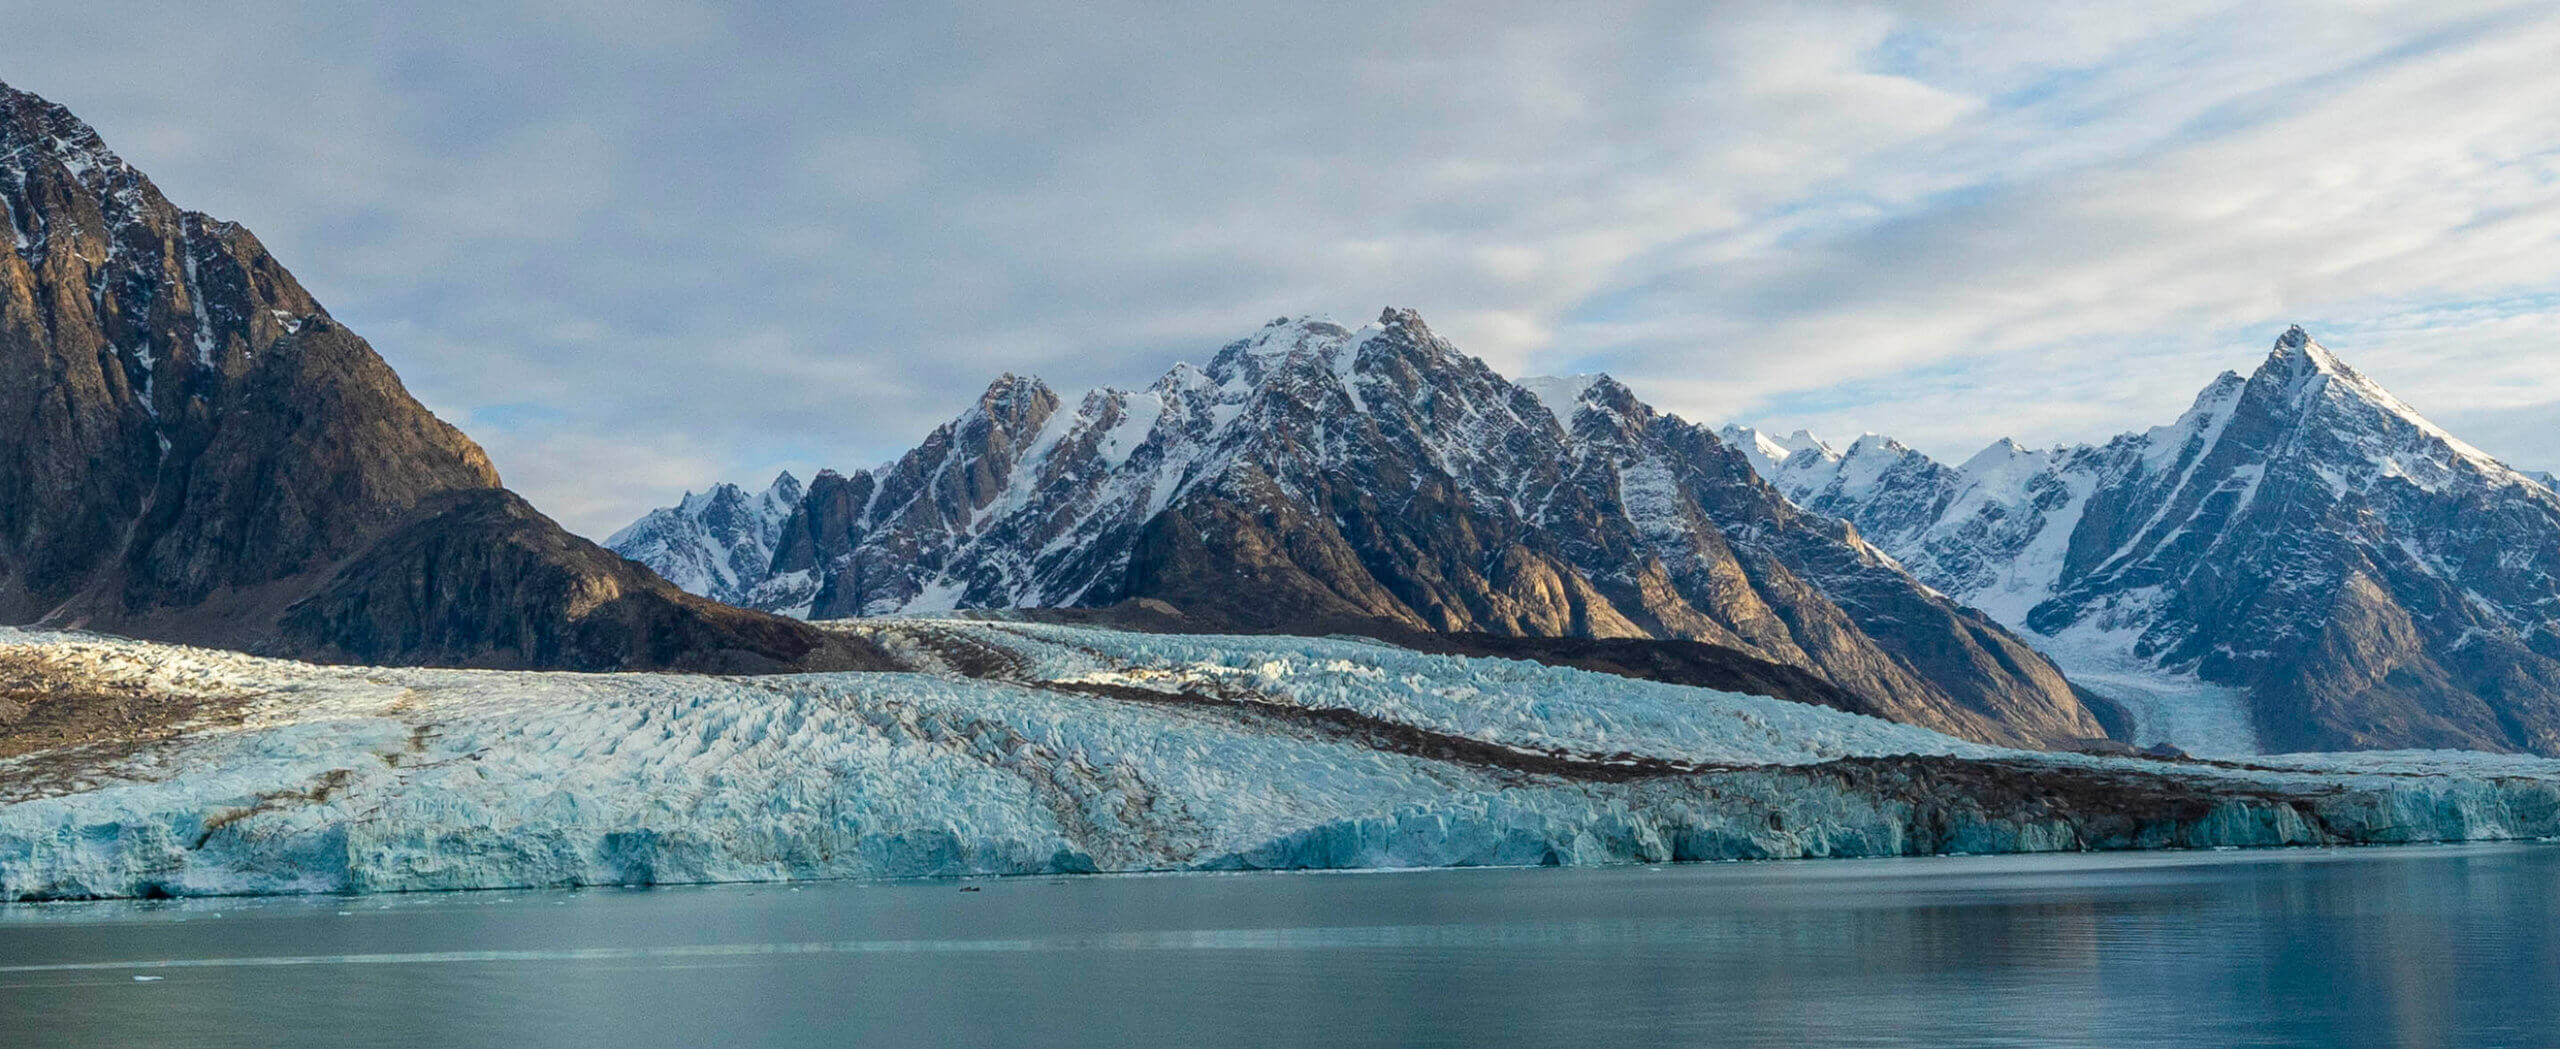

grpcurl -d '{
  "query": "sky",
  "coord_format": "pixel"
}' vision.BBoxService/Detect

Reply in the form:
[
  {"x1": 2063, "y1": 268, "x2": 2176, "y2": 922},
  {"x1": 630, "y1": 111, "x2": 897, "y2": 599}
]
[{"x1": 9, "y1": 1, "x2": 2559, "y2": 536}]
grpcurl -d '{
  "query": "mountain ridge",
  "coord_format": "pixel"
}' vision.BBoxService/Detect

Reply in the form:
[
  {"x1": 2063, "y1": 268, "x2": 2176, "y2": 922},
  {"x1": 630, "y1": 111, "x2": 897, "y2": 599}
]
[
  {"x1": 618, "y1": 309, "x2": 2117, "y2": 749},
  {"x1": 1729, "y1": 328, "x2": 2560, "y2": 754}
]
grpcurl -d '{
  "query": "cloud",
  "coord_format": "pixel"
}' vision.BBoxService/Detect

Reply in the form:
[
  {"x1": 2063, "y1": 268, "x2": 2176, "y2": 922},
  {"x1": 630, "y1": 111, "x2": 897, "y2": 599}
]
[{"x1": 8, "y1": 1, "x2": 2559, "y2": 536}]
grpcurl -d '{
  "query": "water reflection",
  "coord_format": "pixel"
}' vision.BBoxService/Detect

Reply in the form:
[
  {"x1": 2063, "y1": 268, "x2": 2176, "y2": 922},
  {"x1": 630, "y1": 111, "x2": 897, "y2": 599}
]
[{"x1": 4, "y1": 845, "x2": 2556, "y2": 1048}]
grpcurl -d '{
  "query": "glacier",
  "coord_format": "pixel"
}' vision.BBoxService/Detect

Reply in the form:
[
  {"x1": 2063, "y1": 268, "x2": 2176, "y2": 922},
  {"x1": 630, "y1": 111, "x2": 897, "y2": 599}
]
[{"x1": 5, "y1": 622, "x2": 2560, "y2": 902}]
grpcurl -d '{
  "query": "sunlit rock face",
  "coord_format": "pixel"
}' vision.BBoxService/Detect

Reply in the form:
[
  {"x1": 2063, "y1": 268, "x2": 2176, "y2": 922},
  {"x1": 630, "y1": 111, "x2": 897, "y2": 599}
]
[
  {"x1": 0, "y1": 82, "x2": 864, "y2": 673},
  {"x1": 620, "y1": 311, "x2": 2106, "y2": 749},
  {"x1": 1734, "y1": 329, "x2": 2560, "y2": 755}
]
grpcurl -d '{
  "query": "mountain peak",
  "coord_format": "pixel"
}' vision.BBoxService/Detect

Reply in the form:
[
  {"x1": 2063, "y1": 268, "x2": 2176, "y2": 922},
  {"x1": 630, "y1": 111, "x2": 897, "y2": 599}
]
[
  {"x1": 1573, "y1": 373, "x2": 1646, "y2": 417},
  {"x1": 1359, "y1": 306, "x2": 1461, "y2": 365},
  {"x1": 1956, "y1": 436, "x2": 2036, "y2": 475},
  {"x1": 973, "y1": 373, "x2": 1057, "y2": 418},
  {"x1": 1377, "y1": 306, "x2": 1428, "y2": 330},
  {"x1": 2258, "y1": 325, "x2": 2352, "y2": 381},
  {"x1": 1517, "y1": 374, "x2": 1607, "y2": 424},
  {"x1": 980, "y1": 371, "x2": 1044, "y2": 397},
  {"x1": 1843, "y1": 432, "x2": 1906, "y2": 456},
  {"x1": 0, "y1": 82, "x2": 131, "y2": 176},
  {"x1": 764, "y1": 470, "x2": 805, "y2": 507}
]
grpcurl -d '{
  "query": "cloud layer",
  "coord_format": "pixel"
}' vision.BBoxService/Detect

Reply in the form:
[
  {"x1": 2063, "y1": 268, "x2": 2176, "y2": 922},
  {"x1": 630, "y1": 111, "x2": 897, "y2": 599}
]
[{"x1": 10, "y1": 1, "x2": 2558, "y2": 534}]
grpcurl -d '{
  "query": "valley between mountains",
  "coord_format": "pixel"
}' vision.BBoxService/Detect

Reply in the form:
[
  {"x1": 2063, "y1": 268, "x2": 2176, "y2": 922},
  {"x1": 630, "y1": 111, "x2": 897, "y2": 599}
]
[{"x1": 7, "y1": 77, "x2": 2560, "y2": 902}]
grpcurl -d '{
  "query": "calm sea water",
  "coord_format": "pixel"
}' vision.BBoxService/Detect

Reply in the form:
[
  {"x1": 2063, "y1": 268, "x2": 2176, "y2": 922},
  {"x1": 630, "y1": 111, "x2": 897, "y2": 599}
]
[{"x1": 5, "y1": 844, "x2": 2558, "y2": 1048}]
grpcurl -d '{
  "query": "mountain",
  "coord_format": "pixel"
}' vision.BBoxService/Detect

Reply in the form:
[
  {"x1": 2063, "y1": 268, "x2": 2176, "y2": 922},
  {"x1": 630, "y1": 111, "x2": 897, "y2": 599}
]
[
  {"x1": 0, "y1": 82, "x2": 874, "y2": 672},
  {"x1": 603, "y1": 473, "x2": 803, "y2": 605},
  {"x1": 1731, "y1": 328, "x2": 2560, "y2": 755},
  {"x1": 617, "y1": 310, "x2": 2115, "y2": 748}
]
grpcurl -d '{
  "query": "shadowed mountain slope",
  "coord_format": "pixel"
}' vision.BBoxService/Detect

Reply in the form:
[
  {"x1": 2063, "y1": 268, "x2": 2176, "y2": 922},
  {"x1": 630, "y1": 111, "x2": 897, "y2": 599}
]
[{"x1": 0, "y1": 82, "x2": 879, "y2": 672}]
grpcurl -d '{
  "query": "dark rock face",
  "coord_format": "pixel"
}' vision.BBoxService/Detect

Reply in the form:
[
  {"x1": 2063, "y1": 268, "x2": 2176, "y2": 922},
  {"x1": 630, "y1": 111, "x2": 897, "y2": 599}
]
[
  {"x1": 623, "y1": 310, "x2": 2111, "y2": 748},
  {"x1": 279, "y1": 490, "x2": 884, "y2": 672},
  {"x1": 1739, "y1": 328, "x2": 2560, "y2": 755},
  {"x1": 0, "y1": 82, "x2": 862, "y2": 672}
]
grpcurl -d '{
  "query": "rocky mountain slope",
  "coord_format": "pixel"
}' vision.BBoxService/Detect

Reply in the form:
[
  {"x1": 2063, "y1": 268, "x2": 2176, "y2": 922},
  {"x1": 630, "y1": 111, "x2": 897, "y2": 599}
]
[
  {"x1": 618, "y1": 311, "x2": 2115, "y2": 749},
  {"x1": 1730, "y1": 329, "x2": 2560, "y2": 755},
  {"x1": 0, "y1": 82, "x2": 873, "y2": 672}
]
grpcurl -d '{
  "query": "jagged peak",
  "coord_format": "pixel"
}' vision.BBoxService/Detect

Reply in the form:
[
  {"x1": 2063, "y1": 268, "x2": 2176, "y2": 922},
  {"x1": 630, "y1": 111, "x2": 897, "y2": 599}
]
[
  {"x1": 1842, "y1": 432, "x2": 1908, "y2": 457},
  {"x1": 1361, "y1": 306, "x2": 1467, "y2": 364},
  {"x1": 2246, "y1": 327, "x2": 2426, "y2": 419},
  {"x1": 674, "y1": 481, "x2": 749, "y2": 515},
  {"x1": 1957, "y1": 436, "x2": 2035, "y2": 475},
  {"x1": 1718, "y1": 424, "x2": 1844, "y2": 469},
  {"x1": 2257, "y1": 325, "x2": 2354, "y2": 383},
  {"x1": 956, "y1": 374, "x2": 1059, "y2": 438},
  {"x1": 1517, "y1": 374, "x2": 1608, "y2": 424},
  {"x1": 975, "y1": 372, "x2": 1052, "y2": 406},
  {"x1": 1202, "y1": 307, "x2": 1472, "y2": 403},
  {"x1": 1574, "y1": 373, "x2": 1645, "y2": 415},
  {"x1": 1375, "y1": 305, "x2": 1428, "y2": 331},
  {"x1": 0, "y1": 81, "x2": 139, "y2": 185},
  {"x1": 2208, "y1": 327, "x2": 2539, "y2": 493},
  {"x1": 762, "y1": 470, "x2": 805, "y2": 506},
  {"x1": 1208, "y1": 314, "x2": 1353, "y2": 381}
]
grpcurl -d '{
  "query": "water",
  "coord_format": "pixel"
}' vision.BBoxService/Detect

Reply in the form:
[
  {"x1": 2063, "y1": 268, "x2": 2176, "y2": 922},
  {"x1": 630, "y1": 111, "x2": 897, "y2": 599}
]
[{"x1": 6, "y1": 844, "x2": 2559, "y2": 1048}]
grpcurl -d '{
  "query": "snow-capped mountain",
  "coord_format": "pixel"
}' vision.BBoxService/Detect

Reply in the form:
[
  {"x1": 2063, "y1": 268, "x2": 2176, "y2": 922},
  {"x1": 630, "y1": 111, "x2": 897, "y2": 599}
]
[
  {"x1": 616, "y1": 310, "x2": 2110, "y2": 749},
  {"x1": 603, "y1": 473, "x2": 803, "y2": 604},
  {"x1": 1732, "y1": 328, "x2": 2560, "y2": 755}
]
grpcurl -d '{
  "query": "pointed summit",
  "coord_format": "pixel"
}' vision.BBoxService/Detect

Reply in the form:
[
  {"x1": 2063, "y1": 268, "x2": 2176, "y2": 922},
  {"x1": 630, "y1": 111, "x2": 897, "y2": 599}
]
[
  {"x1": 967, "y1": 373, "x2": 1059, "y2": 437},
  {"x1": 1957, "y1": 437, "x2": 2035, "y2": 475},
  {"x1": 2258, "y1": 325, "x2": 2354, "y2": 385},
  {"x1": 1359, "y1": 305, "x2": 1460, "y2": 364},
  {"x1": 977, "y1": 372, "x2": 1051, "y2": 406},
  {"x1": 762, "y1": 470, "x2": 805, "y2": 508}
]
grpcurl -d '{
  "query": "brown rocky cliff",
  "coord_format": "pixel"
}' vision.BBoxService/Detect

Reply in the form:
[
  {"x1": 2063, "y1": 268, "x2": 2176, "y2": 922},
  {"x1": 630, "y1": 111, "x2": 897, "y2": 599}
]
[{"x1": 0, "y1": 81, "x2": 874, "y2": 672}]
